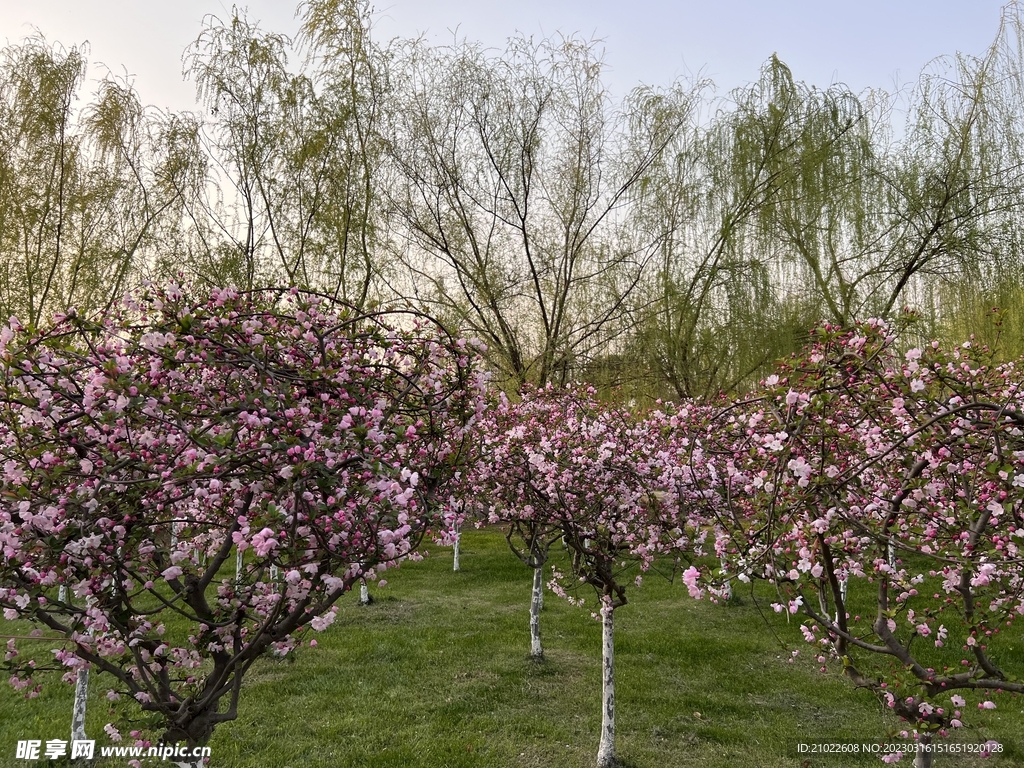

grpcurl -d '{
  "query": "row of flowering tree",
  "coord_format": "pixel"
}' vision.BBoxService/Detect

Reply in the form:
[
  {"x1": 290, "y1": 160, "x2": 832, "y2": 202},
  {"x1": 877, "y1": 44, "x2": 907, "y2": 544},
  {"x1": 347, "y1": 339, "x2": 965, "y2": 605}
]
[
  {"x1": 467, "y1": 324, "x2": 1024, "y2": 767},
  {"x1": 678, "y1": 322, "x2": 1024, "y2": 767},
  {"x1": 0, "y1": 286, "x2": 488, "y2": 766},
  {"x1": 467, "y1": 386, "x2": 717, "y2": 768},
  {"x1": 4, "y1": 285, "x2": 1024, "y2": 768}
]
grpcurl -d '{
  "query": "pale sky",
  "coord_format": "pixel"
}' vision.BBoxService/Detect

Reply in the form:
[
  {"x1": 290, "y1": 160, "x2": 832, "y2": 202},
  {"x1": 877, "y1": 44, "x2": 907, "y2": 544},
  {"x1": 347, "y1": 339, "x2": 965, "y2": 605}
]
[{"x1": 0, "y1": 0, "x2": 1014, "y2": 112}]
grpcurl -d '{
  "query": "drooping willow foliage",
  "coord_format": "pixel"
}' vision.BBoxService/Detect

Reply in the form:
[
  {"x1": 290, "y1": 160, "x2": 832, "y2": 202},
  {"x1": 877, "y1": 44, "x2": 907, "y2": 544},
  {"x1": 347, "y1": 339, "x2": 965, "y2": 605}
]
[{"x1": 4, "y1": 0, "x2": 1024, "y2": 397}]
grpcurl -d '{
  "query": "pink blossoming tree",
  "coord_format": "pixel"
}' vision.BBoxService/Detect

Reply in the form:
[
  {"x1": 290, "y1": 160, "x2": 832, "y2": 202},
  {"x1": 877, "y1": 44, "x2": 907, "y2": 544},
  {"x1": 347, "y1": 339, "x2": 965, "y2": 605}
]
[
  {"x1": 0, "y1": 286, "x2": 487, "y2": 764},
  {"x1": 684, "y1": 323, "x2": 1024, "y2": 767},
  {"x1": 473, "y1": 385, "x2": 703, "y2": 768}
]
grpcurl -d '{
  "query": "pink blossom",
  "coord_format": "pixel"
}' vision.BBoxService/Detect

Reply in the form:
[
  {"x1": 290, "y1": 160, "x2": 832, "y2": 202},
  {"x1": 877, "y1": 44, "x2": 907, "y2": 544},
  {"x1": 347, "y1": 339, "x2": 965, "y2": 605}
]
[
  {"x1": 682, "y1": 566, "x2": 703, "y2": 599},
  {"x1": 251, "y1": 529, "x2": 279, "y2": 557},
  {"x1": 0, "y1": 286, "x2": 486, "y2": 751},
  {"x1": 971, "y1": 563, "x2": 997, "y2": 587}
]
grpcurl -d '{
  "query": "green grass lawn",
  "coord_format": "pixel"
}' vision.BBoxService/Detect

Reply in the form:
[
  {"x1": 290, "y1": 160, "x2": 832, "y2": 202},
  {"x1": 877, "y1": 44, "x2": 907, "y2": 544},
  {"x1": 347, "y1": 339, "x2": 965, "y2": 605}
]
[{"x1": 2, "y1": 528, "x2": 1023, "y2": 767}]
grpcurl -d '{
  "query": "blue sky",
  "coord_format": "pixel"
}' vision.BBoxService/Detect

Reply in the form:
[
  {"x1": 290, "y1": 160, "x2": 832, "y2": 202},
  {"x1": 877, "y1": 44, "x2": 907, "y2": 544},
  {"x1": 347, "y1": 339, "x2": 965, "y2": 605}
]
[{"x1": 0, "y1": 0, "x2": 1013, "y2": 111}]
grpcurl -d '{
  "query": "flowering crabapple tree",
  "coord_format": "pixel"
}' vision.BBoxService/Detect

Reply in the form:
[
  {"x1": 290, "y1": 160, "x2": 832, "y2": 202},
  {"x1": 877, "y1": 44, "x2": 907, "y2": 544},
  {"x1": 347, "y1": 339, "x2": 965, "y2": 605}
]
[
  {"x1": 684, "y1": 322, "x2": 1024, "y2": 767},
  {"x1": 436, "y1": 497, "x2": 468, "y2": 573},
  {"x1": 460, "y1": 419, "x2": 562, "y2": 659},
  {"x1": 501, "y1": 514, "x2": 563, "y2": 659},
  {"x1": 0, "y1": 285, "x2": 487, "y2": 764},
  {"x1": 473, "y1": 385, "x2": 700, "y2": 768},
  {"x1": 465, "y1": 389, "x2": 562, "y2": 661}
]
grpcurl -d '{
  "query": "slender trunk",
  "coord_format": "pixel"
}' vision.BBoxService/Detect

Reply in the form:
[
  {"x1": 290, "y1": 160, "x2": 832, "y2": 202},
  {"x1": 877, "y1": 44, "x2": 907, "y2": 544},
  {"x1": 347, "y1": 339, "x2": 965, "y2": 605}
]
[
  {"x1": 720, "y1": 555, "x2": 732, "y2": 601},
  {"x1": 913, "y1": 732, "x2": 933, "y2": 768},
  {"x1": 359, "y1": 580, "x2": 371, "y2": 605},
  {"x1": 71, "y1": 667, "x2": 88, "y2": 742},
  {"x1": 453, "y1": 532, "x2": 461, "y2": 572},
  {"x1": 596, "y1": 604, "x2": 616, "y2": 768},
  {"x1": 530, "y1": 564, "x2": 544, "y2": 659},
  {"x1": 836, "y1": 577, "x2": 849, "y2": 624}
]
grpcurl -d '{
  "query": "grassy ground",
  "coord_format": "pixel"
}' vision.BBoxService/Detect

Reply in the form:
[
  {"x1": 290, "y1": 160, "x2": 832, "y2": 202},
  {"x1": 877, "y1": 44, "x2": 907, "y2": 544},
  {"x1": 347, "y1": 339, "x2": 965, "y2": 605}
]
[{"x1": 2, "y1": 528, "x2": 1022, "y2": 767}]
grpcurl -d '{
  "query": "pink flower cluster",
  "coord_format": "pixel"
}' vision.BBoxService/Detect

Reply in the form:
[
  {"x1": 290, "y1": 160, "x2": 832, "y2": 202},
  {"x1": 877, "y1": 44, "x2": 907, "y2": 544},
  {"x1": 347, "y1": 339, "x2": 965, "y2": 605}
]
[
  {"x1": 676, "y1": 322, "x2": 1024, "y2": 743},
  {"x1": 0, "y1": 285, "x2": 487, "y2": 745}
]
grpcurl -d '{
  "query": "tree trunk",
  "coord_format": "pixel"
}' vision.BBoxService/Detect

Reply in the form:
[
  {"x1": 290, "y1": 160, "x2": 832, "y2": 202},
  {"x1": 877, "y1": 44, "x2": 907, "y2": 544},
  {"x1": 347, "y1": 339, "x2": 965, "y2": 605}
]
[
  {"x1": 530, "y1": 564, "x2": 544, "y2": 659},
  {"x1": 71, "y1": 667, "x2": 88, "y2": 742},
  {"x1": 453, "y1": 531, "x2": 461, "y2": 572},
  {"x1": 836, "y1": 576, "x2": 849, "y2": 624},
  {"x1": 913, "y1": 733, "x2": 933, "y2": 768},
  {"x1": 161, "y1": 721, "x2": 215, "y2": 768},
  {"x1": 596, "y1": 604, "x2": 617, "y2": 768},
  {"x1": 720, "y1": 555, "x2": 732, "y2": 601},
  {"x1": 359, "y1": 580, "x2": 371, "y2": 605},
  {"x1": 171, "y1": 754, "x2": 204, "y2": 768}
]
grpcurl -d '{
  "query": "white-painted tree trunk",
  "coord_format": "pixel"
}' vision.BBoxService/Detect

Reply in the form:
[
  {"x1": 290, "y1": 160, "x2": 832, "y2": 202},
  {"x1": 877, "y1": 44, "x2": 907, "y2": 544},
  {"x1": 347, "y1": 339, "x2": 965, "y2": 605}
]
[
  {"x1": 359, "y1": 580, "x2": 370, "y2": 605},
  {"x1": 720, "y1": 556, "x2": 732, "y2": 601},
  {"x1": 596, "y1": 604, "x2": 617, "y2": 768},
  {"x1": 836, "y1": 577, "x2": 849, "y2": 624},
  {"x1": 71, "y1": 667, "x2": 88, "y2": 743},
  {"x1": 235, "y1": 549, "x2": 243, "y2": 584},
  {"x1": 530, "y1": 565, "x2": 544, "y2": 659},
  {"x1": 64, "y1": 587, "x2": 89, "y2": 744},
  {"x1": 453, "y1": 531, "x2": 461, "y2": 572},
  {"x1": 58, "y1": 584, "x2": 67, "y2": 603}
]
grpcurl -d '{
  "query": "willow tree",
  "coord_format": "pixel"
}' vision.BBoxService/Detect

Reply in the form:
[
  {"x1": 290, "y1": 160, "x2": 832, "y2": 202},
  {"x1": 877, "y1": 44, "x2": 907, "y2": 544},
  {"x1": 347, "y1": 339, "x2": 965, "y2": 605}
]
[
  {"x1": 184, "y1": 0, "x2": 388, "y2": 304},
  {"x1": 623, "y1": 57, "x2": 828, "y2": 400},
  {"x1": 749, "y1": 4, "x2": 1024, "y2": 330},
  {"x1": 629, "y1": 8, "x2": 1024, "y2": 400},
  {"x1": 0, "y1": 37, "x2": 181, "y2": 326},
  {"x1": 917, "y1": 1, "x2": 1024, "y2": 354},
  {"x1": 386, "y1": 34, "x2": 701, "y2": 390}
]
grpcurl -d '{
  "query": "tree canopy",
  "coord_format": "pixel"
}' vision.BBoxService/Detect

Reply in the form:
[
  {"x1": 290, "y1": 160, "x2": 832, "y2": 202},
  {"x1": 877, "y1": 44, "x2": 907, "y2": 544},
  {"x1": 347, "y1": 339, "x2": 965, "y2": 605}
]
[{"x1": 5, "y1": 1, "x2": 1024, "y2": 397}]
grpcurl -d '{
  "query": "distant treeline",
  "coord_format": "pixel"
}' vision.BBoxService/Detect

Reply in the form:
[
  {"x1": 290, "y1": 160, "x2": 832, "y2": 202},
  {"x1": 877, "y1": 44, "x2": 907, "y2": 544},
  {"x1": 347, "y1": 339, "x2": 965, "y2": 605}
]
[{"x1": 4, "y1": 0, "x2": 1024, "y2": 397}]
